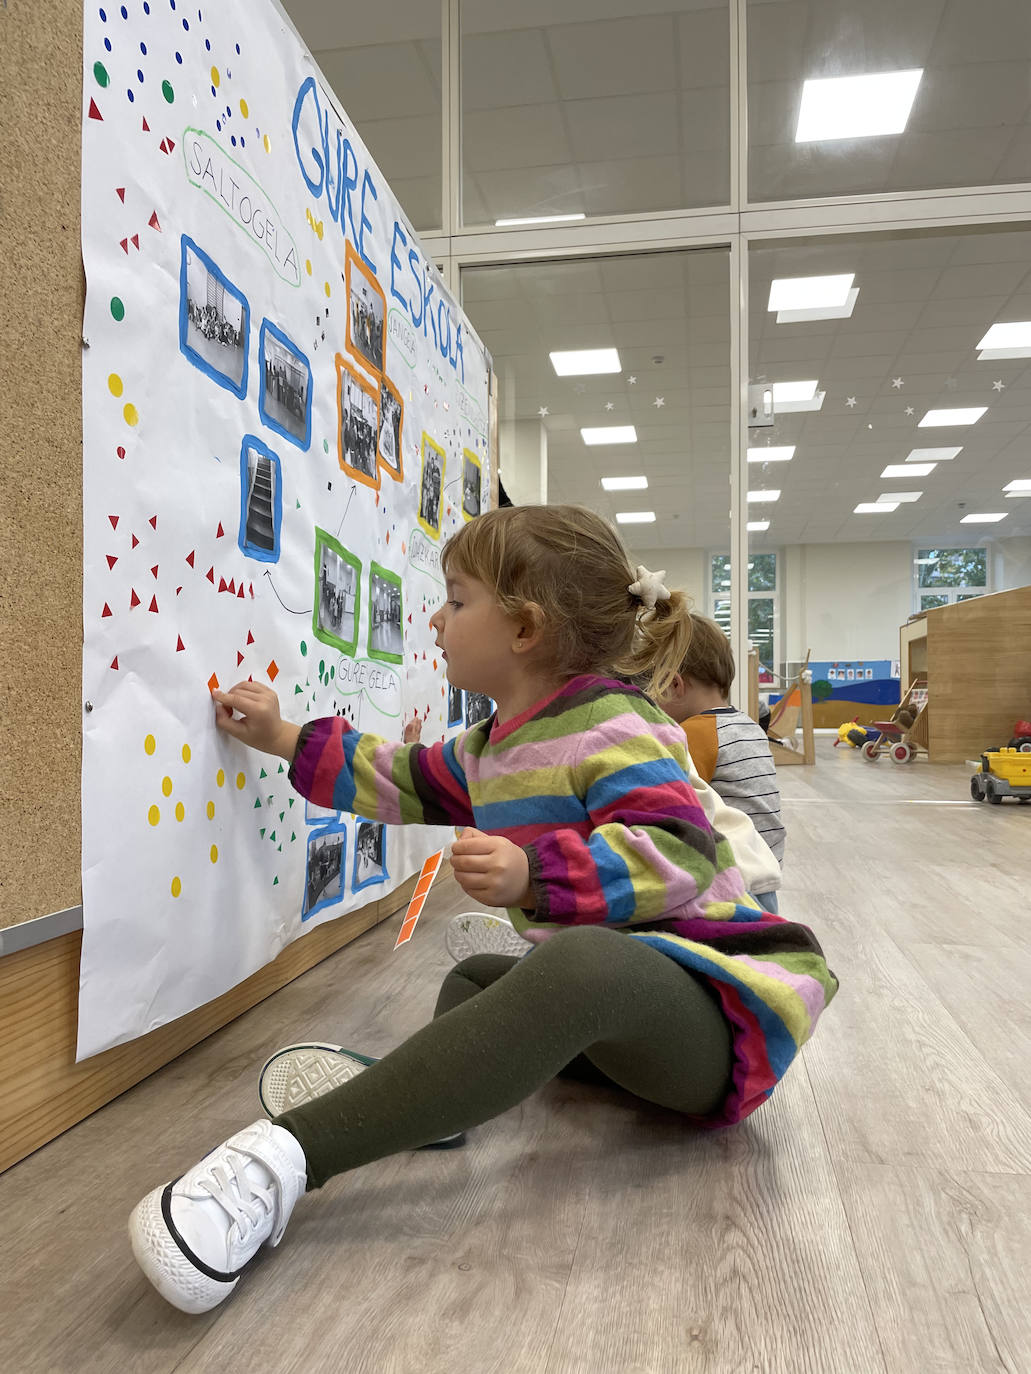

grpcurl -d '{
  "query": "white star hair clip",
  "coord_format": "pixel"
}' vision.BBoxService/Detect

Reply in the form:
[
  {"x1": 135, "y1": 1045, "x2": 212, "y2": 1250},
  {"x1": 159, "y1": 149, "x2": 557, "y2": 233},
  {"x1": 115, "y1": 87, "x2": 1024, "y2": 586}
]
[{"x1": 628, "y1": 564, "x2": 670, "y2": 622}]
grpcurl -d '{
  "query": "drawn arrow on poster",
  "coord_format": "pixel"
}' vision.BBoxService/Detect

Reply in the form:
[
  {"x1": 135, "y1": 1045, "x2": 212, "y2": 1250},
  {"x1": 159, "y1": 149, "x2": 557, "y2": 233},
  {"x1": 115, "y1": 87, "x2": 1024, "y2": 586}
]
[
  {"x1": 262, "y1": 570, "x2": 311, "y2": 615},
  {"x1": 336, "y1": 483, "x2": 358, "y2": 537}
]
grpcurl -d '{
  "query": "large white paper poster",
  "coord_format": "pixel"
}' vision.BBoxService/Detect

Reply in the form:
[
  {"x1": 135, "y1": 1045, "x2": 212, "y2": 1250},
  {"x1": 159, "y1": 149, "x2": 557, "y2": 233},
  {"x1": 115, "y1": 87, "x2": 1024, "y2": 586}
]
[{"x1": 79, "y1": 0, "x2": 491, "y2": 1058}]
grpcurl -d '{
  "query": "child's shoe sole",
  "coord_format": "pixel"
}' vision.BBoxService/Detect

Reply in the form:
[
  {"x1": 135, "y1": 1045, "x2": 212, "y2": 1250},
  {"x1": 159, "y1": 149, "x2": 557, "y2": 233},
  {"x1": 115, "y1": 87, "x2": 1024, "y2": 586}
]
[
  {"x1": 444, "y1": 911, "x2": 529, "y2": 964},
  {"x1": 129, "y1": 1184, "x2": 239, "y2": 1314}
]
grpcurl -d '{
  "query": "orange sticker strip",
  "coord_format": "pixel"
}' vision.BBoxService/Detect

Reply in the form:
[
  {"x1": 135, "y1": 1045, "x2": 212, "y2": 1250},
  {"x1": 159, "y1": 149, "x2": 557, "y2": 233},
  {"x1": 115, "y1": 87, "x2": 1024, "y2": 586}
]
[{"x1": 394, "y1": 848, "x2": 444, "y2": 949}]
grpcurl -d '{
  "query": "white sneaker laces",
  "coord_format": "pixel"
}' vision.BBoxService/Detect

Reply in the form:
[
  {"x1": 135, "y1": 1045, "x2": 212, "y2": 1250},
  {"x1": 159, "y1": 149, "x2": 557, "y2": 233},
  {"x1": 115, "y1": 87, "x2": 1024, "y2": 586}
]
[{"x1": 197, "y1": 1150, "x2": 275, "y2": 1241}]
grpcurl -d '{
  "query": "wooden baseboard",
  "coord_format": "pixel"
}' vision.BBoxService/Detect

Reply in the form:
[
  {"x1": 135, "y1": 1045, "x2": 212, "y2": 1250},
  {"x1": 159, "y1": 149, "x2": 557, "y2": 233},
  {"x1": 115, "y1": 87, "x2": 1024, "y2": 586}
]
[{"x1": 0, "y1": 872, "x2": 424, "y2": 1174}]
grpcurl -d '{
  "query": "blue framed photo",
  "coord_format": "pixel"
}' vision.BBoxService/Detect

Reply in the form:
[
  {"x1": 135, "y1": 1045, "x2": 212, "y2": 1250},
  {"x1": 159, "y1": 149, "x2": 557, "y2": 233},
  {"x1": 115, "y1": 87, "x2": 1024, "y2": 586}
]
[
  {"x1": 179, "y1": 235, "x2": 249, "y2": 398},
  {"x1": 238, "y1": 434, "x2": 283, "y2": 563},
  {"x1": 258, "y1": 319, "x2": 312, "y2": 450},
  {"x1": 352, "y1": 816, "x2": 389, "y2": 893},
  {"x1": 447, "y1": 683, "x2": 464, "y2": 727},
  {"x1": 305, "y1": 799, "x2": 342, "y2": 826},
  {"x1": 301, "y1": 821, "x2": 347, "y2": 921}
]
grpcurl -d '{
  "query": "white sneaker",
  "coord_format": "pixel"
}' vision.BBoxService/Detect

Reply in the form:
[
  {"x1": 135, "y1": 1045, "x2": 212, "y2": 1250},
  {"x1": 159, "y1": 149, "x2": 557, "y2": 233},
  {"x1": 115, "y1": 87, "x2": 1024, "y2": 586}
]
[
  {"x1": 129, "y1": 1119, "x2": 307, "y2": 1314},
  {"x1": 258, "y1": 1043, "x2": 465, "y2": 1149},
  {"x1": 444, "y1": 911, "x2": 529, "y2": 964}
]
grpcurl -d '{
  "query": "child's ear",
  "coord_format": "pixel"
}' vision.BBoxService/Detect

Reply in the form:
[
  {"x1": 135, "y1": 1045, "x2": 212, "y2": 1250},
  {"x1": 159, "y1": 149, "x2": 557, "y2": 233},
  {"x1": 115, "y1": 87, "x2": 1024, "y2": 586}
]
[
  {"x1": 670, "y1": 672, "x2": 686, "y2": 697},
  {"x1": 513, "y1": 601, "x2": 546, "y2": 653}
]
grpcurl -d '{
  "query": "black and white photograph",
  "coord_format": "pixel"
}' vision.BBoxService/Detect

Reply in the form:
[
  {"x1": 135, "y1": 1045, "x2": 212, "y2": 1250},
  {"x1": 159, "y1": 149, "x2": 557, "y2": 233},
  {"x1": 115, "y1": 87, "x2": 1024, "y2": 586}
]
[
  {"x1": 259, "y1": 322, "x2": 311, "y2": 448},
  {"x1": 368, "y1": 563, "x2": 403, "y2": 663},
  {"x1": 419, "y1": 442, "x2": 444, "y2": 535},
  {"x1": 340, "y1": 365, "x2": 379, "y2": 481},
  {"x1": 447, "y1": 682, "x2": 463, "y2": 726},
  {"x1": 179, "y1": 237, "x2": 248, "y2": 396},
  {"x1": 462, "y1": 450, "x2": 482, "y2": 520},
  {"x1": 302, "y1": 828, "x2": 345, "y2": 919},
  {"x1": 378, "y1": 378, "x2": 403, "y2": 477},
  {"x1": 352, "y1": 818, "x2": 388, "y2": 892},
  {"x1": 239, "y1": 437, "x2": 280, "y2": 561},
  {"x1": 314, "y1": 531, "x2": 360, "y2": 654},
  {"x1": 347, "y1": 249, "x2": 385, "y2": 374},
  {"x1": 465, "y1": 691, "x2": 494, "y2": 727}
]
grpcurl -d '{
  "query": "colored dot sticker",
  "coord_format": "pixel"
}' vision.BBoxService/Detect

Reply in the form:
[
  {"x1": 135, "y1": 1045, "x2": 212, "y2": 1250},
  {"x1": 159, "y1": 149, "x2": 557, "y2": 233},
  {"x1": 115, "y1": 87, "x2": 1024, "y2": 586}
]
[
  {"x1": 171, "y1": 876, "x2": 182, "y2": 897},
  {"x1": 210, "y1": 845, "x2": 219, "y2": 863},
  {"x1": 110, "y1": 297, "x2": 125, "y2": 321},
  {"x1": 162, "y1": 79, "x2": 174, "y2": 103},
  {"x1": 108, "y1": 373, "x2": 124, "y2": 397},
  {"x1": 148, "y1": 804, "x2": 160, "y2": 826},
  {"x1": 94, "y1": 61, "x2": 110, "y2": 87},
  {"x1": 324, "y1": 282, "x2": 331, "y2": 297},
  {"x1": 162, "y1": 776, "x2": 173, "y2": 796},
  {"x1": 239, "y1": 98, "x2": 249, "y2": 117},
  {"x1": 211, "y1": 66, "x2": 220, "y2": 87},
  {"x1": 182, "y1": 743, "x2": 192, "y2": 763},
  {"x1": 144, "y1": 734, "x2": 156, "y2": 754},
  {"x1": 305, "y1": 259, "x2": 312, "y2": 276},
  {"x1": 263, "y1": 133, "x2": 271, "y2": 153},
  {"x1": 216, "y1": 768, "x2": 225, "y2": 787},
  {"x1": 206, "y1": 800, "x2": 215, "y2": 819},
  {"x1": 124, "y1": 403, "x2": 139, "y2": 426},
  {"x1": 175, "y1": 801, "x2": 185, "y2": 821},
  {"x1": 236, "y1": 772, "x2": 246, "y2": 789}
]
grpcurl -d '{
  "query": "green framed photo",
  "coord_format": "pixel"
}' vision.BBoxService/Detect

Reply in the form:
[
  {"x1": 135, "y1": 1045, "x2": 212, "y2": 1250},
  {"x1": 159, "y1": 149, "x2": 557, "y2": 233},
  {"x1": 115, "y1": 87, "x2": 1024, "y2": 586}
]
[
  {"x1": 313, "y1": 527, "x2": 362, "y2": 657},
  {"x1": 367, "y1": 560, "x2": 403, "y2": 663}
]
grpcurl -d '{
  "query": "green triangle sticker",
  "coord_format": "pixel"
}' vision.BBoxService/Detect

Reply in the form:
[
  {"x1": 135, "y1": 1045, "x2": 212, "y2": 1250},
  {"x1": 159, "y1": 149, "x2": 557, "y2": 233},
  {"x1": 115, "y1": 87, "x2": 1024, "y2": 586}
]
[
  {"x1": 259, "y1": 827, "x2": 266, "y2": 838},
  {"x1": 288, "y1": 798, "x2": 295, "y2": 808},
  {"x1": 290, "y1": 831, "x2": 296, "y2": 842},
  {"x1": 270, "y1": 830, "x2": 276, "y2": 841},
  {"x1": 294, "y1": 684, "x2": 303, "y2": 694},
  {"x1": 279, "y1": 811, "x2": 285, "y2": 821},
  {"x1": 273, "y1": 875, "x2": 279, "y2": 886},
  {"x1": 260, "y1": 768, "x2": 268, "y2": 779},
  {"x1": 253, "y1": 797, "x2": 262, "y2": 809},
  {"x1": 278, "y1": 764, "x2": 285, "y2": 773}
]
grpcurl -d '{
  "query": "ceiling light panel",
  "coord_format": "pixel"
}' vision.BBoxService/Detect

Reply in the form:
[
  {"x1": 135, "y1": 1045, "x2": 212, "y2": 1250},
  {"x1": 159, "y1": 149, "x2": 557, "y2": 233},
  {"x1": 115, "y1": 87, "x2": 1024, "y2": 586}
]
[
  {"x1": 795, "y1": 69, "x2": 923, "y2": 142},
  {"x1": 615, "y1": 511, "x2": 656, "y2": 524},
  {"x1": 878, "y1": 492, "x2": 922, "y2": 502},
  {"x1": 747, "y1": 521, "x2": 770, "y2": 532},
  {"x1": 918, "y1": 408, "x2": 987, "y2": 427},
  {"x1": 601, "y1": 475, "x2": 648, "y2": 491},
  {"x1": 747, "y1": 490, "x2": 781, "y2": 503},
  {"x1": 747, "y1": 446, "x2": 795, "y2": 463},
  {"x1": 906, "y1": 447, "x2": 962, "y2": 462},
  {"x1": 768, "y1": 275, "x2": 855, "y2": 312},
  {"x1": 960, "y1": 513, "x2": 1007, "y2": 523},
  {"x1": 1003, "y1": 479, "x2": 1031, "y2": 491},
  {"x1": 552, "y1": 349, "x2": 621, "y2": 376},
  {"x1": 883, "y1": 463, "x2": 935, "y2": 477},
  {"x1": 496, "y1": 213, "x2": 586, "y2": 227},
  {"x1": 975, "y1": 321, "x2": 1031, "y2": 360},
  {"x1": 855, "y1": 502, "x2": 899, "y2": 513},
  {"x1": 581, "y1": 426, "x2": 637, "y2": 445}
]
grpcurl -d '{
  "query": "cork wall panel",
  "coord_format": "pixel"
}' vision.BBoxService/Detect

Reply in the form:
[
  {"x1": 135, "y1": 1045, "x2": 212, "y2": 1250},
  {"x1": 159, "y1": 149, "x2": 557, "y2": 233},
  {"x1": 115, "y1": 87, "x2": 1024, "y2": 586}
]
[{"x1": 0, "y1": 0, "x2": 85, "y2": 928}]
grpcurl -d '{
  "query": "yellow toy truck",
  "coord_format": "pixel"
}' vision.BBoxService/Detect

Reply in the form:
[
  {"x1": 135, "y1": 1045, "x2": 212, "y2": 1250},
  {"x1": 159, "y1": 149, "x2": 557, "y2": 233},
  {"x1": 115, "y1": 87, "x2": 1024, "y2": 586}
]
[{"x1": 970, "y1": 748, "x2": 1031, "y2": 804}]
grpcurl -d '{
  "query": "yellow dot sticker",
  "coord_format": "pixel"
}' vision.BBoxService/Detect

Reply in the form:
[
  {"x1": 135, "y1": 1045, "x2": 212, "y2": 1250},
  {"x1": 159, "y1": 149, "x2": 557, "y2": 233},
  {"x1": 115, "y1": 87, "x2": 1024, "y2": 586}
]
[
  {"x1": 171, "y1": 876, "x2": 182, "y2": 898},
  {"x1": 305, "y1": 258, "x2": 312, "y2": 276},
  {"x1": 324, "y1": 281, "x2": 331, "y2": 297},
  {"x1": 239, "y1": 97, "x2": 249, "y2": 117},
  {"x1": 124, "y1": 403, "x2": 139, "y2": 426},
  {"x1": 206, "y1": 800, "x2": 215, "y2": 820},
  {"x1": 182, "y1": 744, "x2": 192, "y2": 763},
  {"x1": 263, "y1": 133, "x2": 271, "y2": 153},
  {"x1": 162, "y1": 776, "x2": 173, "y2": 797},
  {"x1": 108, "y1": 373, "x2": 123, "y2": 397},
  {"x1": 210, "y1": 845, "x2": 219, "y2": 864},
  {"x1": 175, "y1": 801, "x2": 185, "y2": 822},
  {"x1": 216, "y1": 768, "x2": 225, "y2": 788},
  {"x1": 144, "y1": 734, "x2": 156, "y2": 755},
  {"x1": 211, "y1": 66, "x2": 220, "y2": 87},
  {"x1": 148, "y1": 804, "x2": 160, "y2": 826},
  {"x1": 236, "y1": 771, "x2": 246, "y2": 790}
]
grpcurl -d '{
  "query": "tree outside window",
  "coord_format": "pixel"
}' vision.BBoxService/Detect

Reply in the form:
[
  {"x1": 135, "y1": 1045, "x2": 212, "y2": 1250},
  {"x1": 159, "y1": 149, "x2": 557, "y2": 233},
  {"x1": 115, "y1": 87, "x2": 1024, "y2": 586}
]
[{"x1": 915, "y1": 547, "x2": 989, "y2": 611}]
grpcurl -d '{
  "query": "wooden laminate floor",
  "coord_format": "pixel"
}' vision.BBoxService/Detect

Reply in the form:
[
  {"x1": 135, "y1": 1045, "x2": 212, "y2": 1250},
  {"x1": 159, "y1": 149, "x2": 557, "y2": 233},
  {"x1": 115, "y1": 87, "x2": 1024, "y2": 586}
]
[{"x1": 3, "y1": 739, "x2": 1030, "y2": 1373}]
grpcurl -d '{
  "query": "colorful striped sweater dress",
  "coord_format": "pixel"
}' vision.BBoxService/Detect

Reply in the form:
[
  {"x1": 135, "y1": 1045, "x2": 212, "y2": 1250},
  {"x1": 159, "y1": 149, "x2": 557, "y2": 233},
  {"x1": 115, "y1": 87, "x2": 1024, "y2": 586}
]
[{"x1": 289, "y1": 674, "x2": 838, "y2": 1126}]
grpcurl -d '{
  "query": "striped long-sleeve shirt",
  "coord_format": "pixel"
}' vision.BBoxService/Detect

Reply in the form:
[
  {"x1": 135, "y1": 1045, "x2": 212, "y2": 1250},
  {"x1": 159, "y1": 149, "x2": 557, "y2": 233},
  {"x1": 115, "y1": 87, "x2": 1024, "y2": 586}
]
[
  {"x1": 289, "y1": 674, "x2": 836, "y2": 1125},
  {"x1": 682, "y1": 707, "x2": 786, "y2": 865}
]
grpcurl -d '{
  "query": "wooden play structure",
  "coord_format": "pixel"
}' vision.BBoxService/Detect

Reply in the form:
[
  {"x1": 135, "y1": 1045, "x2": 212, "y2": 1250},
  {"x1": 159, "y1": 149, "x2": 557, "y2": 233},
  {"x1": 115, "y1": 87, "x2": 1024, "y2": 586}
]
[
  {"x1": 859, "y1": 679, "x2": 929, "y2": 763},
  {"x1": 748, "y1": 650, "x2": 816, "y2": 767}
]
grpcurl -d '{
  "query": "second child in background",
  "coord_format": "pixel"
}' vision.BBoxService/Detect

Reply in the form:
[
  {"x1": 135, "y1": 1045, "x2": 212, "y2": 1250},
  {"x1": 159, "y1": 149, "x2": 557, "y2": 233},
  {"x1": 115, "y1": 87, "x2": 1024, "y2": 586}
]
[{"x1": 656, "y1": 612, "x2": 785, "y2": 912}]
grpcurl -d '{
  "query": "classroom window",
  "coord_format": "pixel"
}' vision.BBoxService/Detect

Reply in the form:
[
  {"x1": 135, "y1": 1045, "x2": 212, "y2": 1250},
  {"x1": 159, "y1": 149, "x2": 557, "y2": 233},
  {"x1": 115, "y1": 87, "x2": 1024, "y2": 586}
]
[
  {"x1": 915, "y1": 546, "x2": 989, "y2": 610},
  {"x1": 710, "y1": 553, "x2": 778, "y2": 671}
]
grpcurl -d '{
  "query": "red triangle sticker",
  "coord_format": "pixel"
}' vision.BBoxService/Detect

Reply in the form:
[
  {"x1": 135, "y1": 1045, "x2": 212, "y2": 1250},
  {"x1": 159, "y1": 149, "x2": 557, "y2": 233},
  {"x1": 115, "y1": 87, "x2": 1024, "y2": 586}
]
[
  {"x1": 110, "y1": 656, "x2": 119, "y2": 669},
  {"x1": 148, "y1": 595, "x2": 158, "y2": 613},
  {"x1": 216, "y1": 522, "x2": 225, "y2": 538},
  {"x1": 176, "y1": 635, "x2": 186, "y2": 652},
  {"x1": 116, "y1": 187, "x2": 125, "y2": 203},
  {"x1": 151, "y1": 564, "x2": 159, "y2": 578},
  {"x1": 227, "y1": 578, "x2": 236, "y2": 595},
  {"x1": 131, "y1": 233, "x2": 140, "y2": 251},
  {"x1": 237, "y1": 585, "x2": 245, "y2": 599},
  {"x1": 149, "y1": 210, "x2": 161, "y2": 231},
  {"x1": 88, "y1": 97, "x2": 103, "y2": 121},
  {"x1": 166, "y1": 138, "x2": 175, "y2": 153},
  {"x1": 185, "y1": 550, "x2": 195, "y2": 567},
  {"x1": 237, "y1": 651, "x2": 245, "y2": 666},
  {"x1": 130, "y1": 589, "x2": 141, "y2": 609},
  {"x1": 108, "y1": 514, "x2": 119, "y2": 529},
  {"x1": 142, "y1": 115, "x2": 150, "y2": 132},
  {"x1": 102, "y1": 603, "x2": 113, "y2": 618},
  {"x1": 249, "y1": 583, "x2": 255, "y2": 598},
  {"x1": 131, "y1": 533, "x2": 140, "y2": 549},
  {"x1": 149, "y1": 515, "x2": 158, "y2": 529},
  {"x1": 218, "y1": 577, "x2": 228, "y2": 592},
  {"x1": 246, "y1": 630, "x2": 254, "y2": 645},
  {"x1": 120, "y1": 238, "x2": 129, "y2": 254},
  {"x1": 106, "y1": 554, "x2": 118, "y2": 569},
  {"x1": 159, "y1": 138, "x2": 167, "y2": 153},
  {"x1": 206, "y1": 566, "x2": 215, "y2": 583},
  {"x1": 176, "y1": 586, "x2": 182, "y2": 596}
]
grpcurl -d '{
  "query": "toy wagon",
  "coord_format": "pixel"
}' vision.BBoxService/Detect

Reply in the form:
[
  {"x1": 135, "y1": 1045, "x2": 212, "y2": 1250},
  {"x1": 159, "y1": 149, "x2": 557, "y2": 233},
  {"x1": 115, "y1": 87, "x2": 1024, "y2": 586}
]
[
  {"x1": 860, "y1": 679, "x2": 928, "y2": 763},
  {"x1": 970, "y1": 748, "x2": 1031, "y2": 804}
]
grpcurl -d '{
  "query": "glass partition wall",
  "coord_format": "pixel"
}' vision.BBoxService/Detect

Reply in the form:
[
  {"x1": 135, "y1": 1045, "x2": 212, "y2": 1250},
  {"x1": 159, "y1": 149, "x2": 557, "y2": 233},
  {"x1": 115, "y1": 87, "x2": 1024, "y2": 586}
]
[{"x1": 282, "y1": 0, "x2": 1031, "y2": 704}]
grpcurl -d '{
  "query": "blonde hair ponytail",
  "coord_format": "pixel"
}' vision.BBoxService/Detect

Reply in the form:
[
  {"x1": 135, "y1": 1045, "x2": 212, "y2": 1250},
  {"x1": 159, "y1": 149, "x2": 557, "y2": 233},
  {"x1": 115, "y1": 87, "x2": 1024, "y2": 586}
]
[{"x1": 616, "y1": 588, "x2": 694, "y2": 701}]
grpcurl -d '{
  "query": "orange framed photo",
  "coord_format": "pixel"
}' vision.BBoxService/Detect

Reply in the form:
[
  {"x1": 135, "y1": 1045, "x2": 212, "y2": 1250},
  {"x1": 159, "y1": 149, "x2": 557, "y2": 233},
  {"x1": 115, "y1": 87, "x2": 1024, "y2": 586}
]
[
  {"x1": 377, "y1": 375, "x2": 404, "y2": 483},
  {"x1": 345, "y1": 242, "x2": 386, "y2": 378},
  {"x1": 417, "y1": 433, "x2": 446, "y2": 539},
  {"x1": 336, "y1": 354, "x2": 381, "y2": 490}
]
